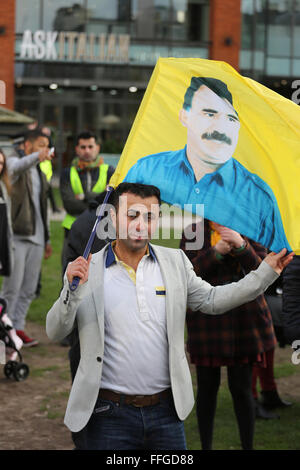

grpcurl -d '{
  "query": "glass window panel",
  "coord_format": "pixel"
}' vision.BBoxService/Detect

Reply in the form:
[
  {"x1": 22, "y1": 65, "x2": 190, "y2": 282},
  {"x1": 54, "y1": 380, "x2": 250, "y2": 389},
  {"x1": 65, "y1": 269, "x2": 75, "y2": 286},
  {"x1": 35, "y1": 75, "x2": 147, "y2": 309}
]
[
  {"x1": 130, "y1": 44, "x2": 169, "y2": 64},
  {"x1": 239, "y1": 49, "x2": 264, "y2": 71},
  {"x1": 267, "y1": 0, "x2": 292, "y2": 57},
  {"x1": 87, "y1": 0, "x2": 118, "y2": 20},
  {"x1": 293, "y1": 25, "x2": 300, "y2": 54},
  {"x1": 131, "y1": 0, "x2": 152, "y2": 38},
  {"x1": 16, "y1": 0, "x2": 41, "y2": 32},
  {"x1": 43, "y1": 0, "x2": 85, "y2": 31},
  {"x1": 255, "y1": 23, "x2": 266, "y2": 50},
  {"x1": 292, "y1": 58, "x2": 300, "y2": 75},
  {"x1": 111, "y1": 24, "x2": 129, "y2": 34},
  {"x1": 186, "y1": 0, "x2": 209, "y2": 42},
  {"x1": 241, "y1": 0, "x2": 255, "y2": 49},
  {"x1": 295, "y1": 0, "x2": 300, "y2": 15},
  {"x1": 267, "y1": 26, "x2": 290, "y2": 56},
  {"x1": 266, "y1": 57, "x2": 291, "y2": 76},
  {"x1": 241, "y1": 0, "x2": 266, "y2": 50},
  {"x1": 130, "y1": 0, "x2": 170, "y2": 39},
  {"x1": 170, "y1": 45, "x2": 208, "y2": 58},
  {"x1": 85, "y1": 23, "x2": 108, "y2": 34},
  {"x1": 154, "y1": 0, "x2": 171, "y2": 39},
  {"x1": 170, "y1": 0, "x2": 188, "y2": 40},
  {"x1": 86, "y1": 0, "x2": 130, "y2": 35},
  {"x1": 292, "y1": 1, "x2": 300, "y2": 58},
  {"x1": 131, "y1": 0, "x2": 209, "y2": 41},
  {"x1": 118, "y1": 0, "x2": 132, "y2": 21}
]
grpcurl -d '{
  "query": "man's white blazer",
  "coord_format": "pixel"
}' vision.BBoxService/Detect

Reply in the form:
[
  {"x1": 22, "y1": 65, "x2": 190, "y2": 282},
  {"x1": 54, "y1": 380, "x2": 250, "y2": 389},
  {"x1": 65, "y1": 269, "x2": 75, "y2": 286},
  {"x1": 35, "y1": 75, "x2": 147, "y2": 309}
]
[{"x1": 46, "y1": 243, "x2": 277, "y2": 432}]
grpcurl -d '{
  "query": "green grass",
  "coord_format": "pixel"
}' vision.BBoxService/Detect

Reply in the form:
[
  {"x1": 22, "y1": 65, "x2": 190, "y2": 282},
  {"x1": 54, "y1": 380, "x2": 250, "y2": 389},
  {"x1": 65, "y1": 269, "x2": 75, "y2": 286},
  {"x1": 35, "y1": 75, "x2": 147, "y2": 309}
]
[
  {"x1": 30, "y1": 365, "x2": 60, "y2": 378},
  {"x1": 3, "y1": 220, "x2": 300, "y2": 449},
  {"x1": 184, "y1": 381, "x2": 300, "y2": 450}
]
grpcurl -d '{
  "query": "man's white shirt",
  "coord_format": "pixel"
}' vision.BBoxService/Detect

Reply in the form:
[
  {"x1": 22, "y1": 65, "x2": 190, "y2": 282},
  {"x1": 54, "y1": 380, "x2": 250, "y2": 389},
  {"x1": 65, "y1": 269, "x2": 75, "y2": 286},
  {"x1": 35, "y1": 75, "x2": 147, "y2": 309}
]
[{"x1": 101, "y1": 243, "x2": 171, "y2": 395}]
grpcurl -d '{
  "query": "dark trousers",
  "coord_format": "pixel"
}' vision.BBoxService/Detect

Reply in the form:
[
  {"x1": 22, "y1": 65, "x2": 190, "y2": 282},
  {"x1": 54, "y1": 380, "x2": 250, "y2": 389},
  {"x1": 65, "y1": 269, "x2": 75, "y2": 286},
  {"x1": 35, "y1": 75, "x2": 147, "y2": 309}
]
[{"x1": 195, "y1": 364, "x2": 255, "y2": 450}]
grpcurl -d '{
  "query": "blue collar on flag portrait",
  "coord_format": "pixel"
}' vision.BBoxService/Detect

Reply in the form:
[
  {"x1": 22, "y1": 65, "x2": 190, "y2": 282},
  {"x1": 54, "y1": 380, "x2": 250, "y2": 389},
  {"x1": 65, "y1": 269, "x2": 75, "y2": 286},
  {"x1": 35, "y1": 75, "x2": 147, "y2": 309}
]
[
  {"x1": 105, "y1": 241, "x2": 157, "y2": 268},
  {"x1": 178, "y1": 145, "x2": 236, "y2": 191}
]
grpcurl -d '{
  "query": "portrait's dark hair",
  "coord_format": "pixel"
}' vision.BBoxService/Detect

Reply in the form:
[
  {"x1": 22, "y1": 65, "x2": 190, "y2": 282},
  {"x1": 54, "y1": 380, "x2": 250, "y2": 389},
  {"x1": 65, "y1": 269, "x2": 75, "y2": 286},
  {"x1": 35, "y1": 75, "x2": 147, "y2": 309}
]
[
  {"x1": 183, "y1": 77, "x2": 233, "y2": 110},
  {"x1": 76, "y1": 131, "x2": 99, "y2": 145},
  {"x1": 110, "y1": 182, "x2": 161, "y2": 211},
  {"x1": 24, "y1": 129, "x2": 49, "y2": 144}
]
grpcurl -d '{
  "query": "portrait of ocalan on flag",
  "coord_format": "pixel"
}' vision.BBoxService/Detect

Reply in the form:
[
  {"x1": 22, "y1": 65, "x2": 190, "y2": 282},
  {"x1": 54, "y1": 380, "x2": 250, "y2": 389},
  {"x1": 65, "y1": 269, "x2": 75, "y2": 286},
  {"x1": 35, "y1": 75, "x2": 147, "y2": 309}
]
[{"x1": 110, "y1": 58, "x2": 300, "y2": 254}]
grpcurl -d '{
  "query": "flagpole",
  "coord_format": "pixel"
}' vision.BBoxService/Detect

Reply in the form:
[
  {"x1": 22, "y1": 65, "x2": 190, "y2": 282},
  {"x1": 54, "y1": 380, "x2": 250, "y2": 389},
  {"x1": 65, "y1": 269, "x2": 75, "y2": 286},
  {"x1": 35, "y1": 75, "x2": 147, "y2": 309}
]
[{"x1": 69, "y1": 185, "x2": 114, "y2": 292}]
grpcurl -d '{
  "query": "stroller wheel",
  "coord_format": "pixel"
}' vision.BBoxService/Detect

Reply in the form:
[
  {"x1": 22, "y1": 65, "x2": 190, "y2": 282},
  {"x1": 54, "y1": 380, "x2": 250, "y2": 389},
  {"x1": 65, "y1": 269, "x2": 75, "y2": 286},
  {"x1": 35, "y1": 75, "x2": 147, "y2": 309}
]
[
  {"x1": 13, "y1": 363, "x2": 29, "y2": 382},
  {"x1": 4, "y1": 361, "x2": 18, "y2": 379}
]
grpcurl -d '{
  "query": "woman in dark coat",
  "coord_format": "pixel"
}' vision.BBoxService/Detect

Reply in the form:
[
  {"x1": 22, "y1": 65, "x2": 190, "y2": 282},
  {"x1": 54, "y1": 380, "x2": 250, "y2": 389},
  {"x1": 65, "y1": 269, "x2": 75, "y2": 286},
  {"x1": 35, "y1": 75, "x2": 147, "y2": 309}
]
[{"x1": 180, "y1": 219, "x2": 277, "y2": 450}]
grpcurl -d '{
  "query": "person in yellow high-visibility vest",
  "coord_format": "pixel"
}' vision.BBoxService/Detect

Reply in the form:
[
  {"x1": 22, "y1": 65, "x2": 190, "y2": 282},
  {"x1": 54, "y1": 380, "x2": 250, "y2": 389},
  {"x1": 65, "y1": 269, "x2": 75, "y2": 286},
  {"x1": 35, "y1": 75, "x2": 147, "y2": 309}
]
[{"x1": 60, "y1": 131, "x2": 115, "y2": 274}]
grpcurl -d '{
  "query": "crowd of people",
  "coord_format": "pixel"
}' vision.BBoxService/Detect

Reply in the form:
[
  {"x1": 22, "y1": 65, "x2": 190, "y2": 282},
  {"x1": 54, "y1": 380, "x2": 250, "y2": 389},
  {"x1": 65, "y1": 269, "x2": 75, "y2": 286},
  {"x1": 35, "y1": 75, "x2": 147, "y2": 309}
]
[{"x1": 0, "y1": 126, "x2": 299, "y2": 450}]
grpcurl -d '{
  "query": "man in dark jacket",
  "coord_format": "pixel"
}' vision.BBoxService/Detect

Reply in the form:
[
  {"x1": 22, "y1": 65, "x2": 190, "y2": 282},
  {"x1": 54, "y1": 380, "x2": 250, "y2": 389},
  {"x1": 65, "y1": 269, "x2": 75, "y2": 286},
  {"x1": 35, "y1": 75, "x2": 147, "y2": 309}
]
[
  {"x1": 0, "y1": 129, "x2": 52, "y2": 346},
  {"x1": 60, "y1": 131, "x2": 114, "y2": 273}
]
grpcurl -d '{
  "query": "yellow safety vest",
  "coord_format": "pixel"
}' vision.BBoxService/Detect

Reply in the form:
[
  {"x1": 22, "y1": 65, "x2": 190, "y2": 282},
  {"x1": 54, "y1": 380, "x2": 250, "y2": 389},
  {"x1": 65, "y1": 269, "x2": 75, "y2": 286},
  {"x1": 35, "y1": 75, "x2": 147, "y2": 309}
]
[
  {"x1": 39, "y1": 160, "x2": 53, "y2": 182},
  {"x1": 62, "y1": 164, "x2": 109, "y2": 230}
]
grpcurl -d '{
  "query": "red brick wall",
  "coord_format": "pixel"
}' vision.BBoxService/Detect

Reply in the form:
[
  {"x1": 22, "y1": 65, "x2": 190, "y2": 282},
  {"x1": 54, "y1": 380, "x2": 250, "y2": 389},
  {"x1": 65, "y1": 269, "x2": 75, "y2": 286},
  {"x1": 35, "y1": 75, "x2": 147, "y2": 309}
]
[
  {"x1": 0, "y1": 0, "x2": 15, "y2": 109},
  {"x1": 209, "y1": 0, "x2": 241, "y2": 71}
]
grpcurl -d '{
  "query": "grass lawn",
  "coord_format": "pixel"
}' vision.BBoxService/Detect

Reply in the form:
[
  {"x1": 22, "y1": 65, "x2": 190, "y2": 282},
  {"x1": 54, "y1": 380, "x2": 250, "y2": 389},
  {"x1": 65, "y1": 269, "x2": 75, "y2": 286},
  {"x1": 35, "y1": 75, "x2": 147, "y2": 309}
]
[{"x1": 3, "y1": 220, "x2": 300, "y2": 450}]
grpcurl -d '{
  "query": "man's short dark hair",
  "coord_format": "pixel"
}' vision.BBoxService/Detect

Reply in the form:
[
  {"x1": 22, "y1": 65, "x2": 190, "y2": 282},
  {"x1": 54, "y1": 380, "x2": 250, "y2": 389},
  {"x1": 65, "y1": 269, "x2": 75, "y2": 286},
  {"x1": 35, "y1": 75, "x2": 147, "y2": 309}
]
[
  {"x1": 76, "y1": 131, "x2": 99, "y2": 145},
  {"x1": 110, "y1": 182, "x2": 161, "y2": 211},
  {"x1": 24, "y1": 129, "x2": 49, "y2": 144},
  {"x1": 183, "y1": 77, "x2": 233, "y2": 110}
]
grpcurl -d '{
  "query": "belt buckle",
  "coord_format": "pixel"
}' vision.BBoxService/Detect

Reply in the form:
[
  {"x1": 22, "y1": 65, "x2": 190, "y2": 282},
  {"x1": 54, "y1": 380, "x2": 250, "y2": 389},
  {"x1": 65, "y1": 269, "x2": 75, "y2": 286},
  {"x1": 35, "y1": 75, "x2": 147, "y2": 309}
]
[{"x1": 131, "y1": 395, "x2": 145, "y2": 407}]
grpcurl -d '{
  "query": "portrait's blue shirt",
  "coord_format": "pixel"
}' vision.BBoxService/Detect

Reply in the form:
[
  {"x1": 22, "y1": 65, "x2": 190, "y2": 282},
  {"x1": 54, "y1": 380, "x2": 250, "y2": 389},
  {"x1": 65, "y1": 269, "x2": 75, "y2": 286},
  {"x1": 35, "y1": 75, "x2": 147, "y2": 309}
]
[{"x1": 124, "y1": 146, "x2": 291, "y2": 252}]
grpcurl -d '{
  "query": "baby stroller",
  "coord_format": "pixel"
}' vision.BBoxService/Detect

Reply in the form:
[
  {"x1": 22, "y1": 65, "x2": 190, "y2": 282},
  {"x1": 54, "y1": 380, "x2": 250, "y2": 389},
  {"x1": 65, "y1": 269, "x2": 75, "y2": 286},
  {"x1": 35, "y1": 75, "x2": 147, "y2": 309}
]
[{"x1": 0, "y1": 298, "x2": 29, "y2": 381}]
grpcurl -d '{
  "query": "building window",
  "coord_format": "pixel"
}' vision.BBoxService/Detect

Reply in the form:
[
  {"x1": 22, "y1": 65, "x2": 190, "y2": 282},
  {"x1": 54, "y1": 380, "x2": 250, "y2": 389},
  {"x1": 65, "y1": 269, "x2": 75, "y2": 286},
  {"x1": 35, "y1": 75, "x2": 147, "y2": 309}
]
[
  {"x1": 292, "y1": 0, "x2": 300, "y2": 62},
  {"x1": 43, "y1": 0, "x2": 86, "y2": 31},
  {"x1": 240, "y1": 0, "x2": 300, "y2": 78},
  {"x1": 16, "y1": 0, "x2": 41, "y2": 33},
  {"x1": 86, "y1": 0, "x2": 129, "y2": 34},
  {"x1": 241, "y1": 0, "x2": 267, "y2": 50},
  {"x1": 131, "y1": 0, "x2": 209, "y2": 42},
  {"x1": 266, "y1": 0, "x2": 292, "y2": 58},
  {"x1": 186, "y1": 0, "x2": 209, "y2": 42}
]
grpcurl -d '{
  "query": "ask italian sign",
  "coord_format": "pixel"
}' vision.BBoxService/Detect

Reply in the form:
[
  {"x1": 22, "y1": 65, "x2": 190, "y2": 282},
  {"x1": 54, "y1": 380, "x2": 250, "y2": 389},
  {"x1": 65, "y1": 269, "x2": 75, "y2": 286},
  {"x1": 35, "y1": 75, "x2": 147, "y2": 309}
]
[{"x1": 19, "y1": 30, "x2": 130, "y2": 63}]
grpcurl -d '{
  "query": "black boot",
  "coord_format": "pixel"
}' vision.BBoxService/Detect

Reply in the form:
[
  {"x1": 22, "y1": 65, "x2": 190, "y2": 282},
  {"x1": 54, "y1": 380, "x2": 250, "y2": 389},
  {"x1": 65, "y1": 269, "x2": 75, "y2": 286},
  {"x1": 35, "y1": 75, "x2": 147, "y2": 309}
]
[
  {"x1": 254, "y1": 399, "x2": 279, "y2": 419},
  {"x1": 261, "y1": 390, "x2": 293, "y2": 410}
]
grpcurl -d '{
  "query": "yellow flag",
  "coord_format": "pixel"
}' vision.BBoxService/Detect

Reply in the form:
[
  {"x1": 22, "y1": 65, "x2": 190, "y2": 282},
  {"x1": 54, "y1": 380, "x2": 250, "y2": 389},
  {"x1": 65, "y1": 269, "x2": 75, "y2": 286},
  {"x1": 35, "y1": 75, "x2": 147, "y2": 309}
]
[{"x1": 110, "y1": 57, "x2": 300, "y2": 253}]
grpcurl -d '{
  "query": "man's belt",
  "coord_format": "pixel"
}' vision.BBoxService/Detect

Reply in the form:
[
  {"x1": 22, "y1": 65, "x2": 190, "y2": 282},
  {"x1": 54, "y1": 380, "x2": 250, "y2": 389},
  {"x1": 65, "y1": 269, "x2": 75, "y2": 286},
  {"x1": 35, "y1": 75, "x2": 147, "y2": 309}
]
[{"x1": 99, "y1": 388, "x2": 172, "y2": 408}]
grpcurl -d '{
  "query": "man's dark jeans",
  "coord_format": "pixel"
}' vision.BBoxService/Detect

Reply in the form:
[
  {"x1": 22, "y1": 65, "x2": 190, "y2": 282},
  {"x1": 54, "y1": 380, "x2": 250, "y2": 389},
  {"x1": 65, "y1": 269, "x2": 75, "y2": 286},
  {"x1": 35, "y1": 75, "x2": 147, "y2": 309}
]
[{"x1": 73, "y1": 393, "x2": 187, "y2": 450}]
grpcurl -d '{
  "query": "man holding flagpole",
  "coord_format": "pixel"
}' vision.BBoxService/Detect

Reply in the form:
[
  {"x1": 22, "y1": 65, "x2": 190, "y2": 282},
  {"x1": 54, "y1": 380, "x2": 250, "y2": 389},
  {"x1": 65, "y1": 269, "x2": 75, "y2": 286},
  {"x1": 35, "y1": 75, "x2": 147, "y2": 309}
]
[{"x1": 46, "y1": 182, "x2": 293, "y2": 450}]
